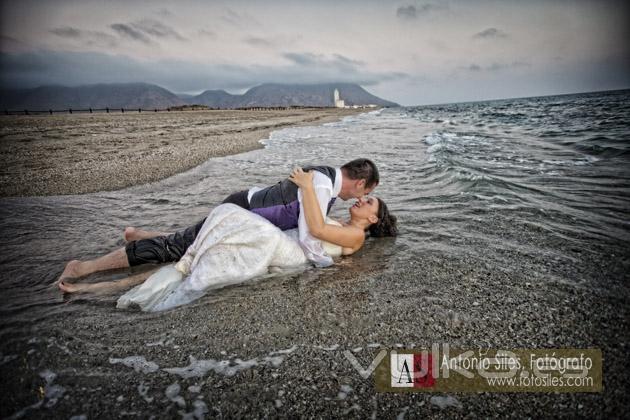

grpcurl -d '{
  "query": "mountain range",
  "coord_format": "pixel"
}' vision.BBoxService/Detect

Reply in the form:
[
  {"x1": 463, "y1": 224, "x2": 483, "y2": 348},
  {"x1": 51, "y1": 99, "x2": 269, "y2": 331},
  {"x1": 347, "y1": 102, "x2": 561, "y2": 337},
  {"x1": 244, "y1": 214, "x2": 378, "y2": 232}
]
[{"x1": 0, "y1": 82, "x2": 398, "y2": 110}]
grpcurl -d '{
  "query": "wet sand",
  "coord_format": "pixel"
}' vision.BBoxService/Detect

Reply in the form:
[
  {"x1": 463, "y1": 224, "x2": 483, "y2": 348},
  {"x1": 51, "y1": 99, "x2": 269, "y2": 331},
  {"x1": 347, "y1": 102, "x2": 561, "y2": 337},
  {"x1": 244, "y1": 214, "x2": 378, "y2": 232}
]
[{"x1": 0, "y1": 108, "x2": 365, "y2": 197}]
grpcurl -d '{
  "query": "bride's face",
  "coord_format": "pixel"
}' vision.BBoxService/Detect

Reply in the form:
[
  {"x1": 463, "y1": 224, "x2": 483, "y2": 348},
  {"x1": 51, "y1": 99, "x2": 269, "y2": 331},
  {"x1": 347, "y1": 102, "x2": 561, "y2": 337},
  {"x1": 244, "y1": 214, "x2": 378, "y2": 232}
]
[{"x1": 349, "y1": 196, "x2": 379, "y2": 220}]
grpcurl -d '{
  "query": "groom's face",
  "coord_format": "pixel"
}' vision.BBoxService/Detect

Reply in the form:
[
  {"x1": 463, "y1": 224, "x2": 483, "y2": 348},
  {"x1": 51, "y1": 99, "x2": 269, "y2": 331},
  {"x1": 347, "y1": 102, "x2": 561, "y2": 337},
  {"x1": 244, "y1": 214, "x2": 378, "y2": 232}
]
[{"x1": 350, "y1": 179, "x2": 375, "y2": 199}]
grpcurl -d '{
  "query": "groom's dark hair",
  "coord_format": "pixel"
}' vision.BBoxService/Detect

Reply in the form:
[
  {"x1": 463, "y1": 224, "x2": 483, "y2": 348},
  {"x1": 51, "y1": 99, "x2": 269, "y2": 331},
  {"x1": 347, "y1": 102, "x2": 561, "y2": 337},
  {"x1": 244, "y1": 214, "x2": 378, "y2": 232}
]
[{"x1": 341, "y1": 158, "x2": 379, "y2": 188}]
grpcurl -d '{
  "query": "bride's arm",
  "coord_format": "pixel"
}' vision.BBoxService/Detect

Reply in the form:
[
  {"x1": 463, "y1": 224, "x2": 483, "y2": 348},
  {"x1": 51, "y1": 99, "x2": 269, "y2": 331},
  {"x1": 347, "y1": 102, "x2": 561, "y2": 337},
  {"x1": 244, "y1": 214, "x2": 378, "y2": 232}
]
[{"x1": 290, "y1": 168, "x2": 364, "y2": 250}]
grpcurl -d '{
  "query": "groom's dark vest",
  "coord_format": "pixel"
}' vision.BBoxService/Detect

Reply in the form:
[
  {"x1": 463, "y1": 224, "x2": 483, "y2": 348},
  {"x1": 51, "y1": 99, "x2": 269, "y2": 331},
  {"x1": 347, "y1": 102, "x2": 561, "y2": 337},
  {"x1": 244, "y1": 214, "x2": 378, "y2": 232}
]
[{"x1": 249, "y1": 166, "x2": 337, "y2": 230}]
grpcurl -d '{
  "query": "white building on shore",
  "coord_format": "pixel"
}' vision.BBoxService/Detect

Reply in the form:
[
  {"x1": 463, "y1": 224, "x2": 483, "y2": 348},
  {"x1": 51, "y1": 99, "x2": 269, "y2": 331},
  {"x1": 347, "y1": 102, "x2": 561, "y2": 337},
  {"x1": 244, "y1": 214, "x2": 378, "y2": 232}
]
[{"x1": 333, "y1": 88, "x2": 345, "y2": 108}]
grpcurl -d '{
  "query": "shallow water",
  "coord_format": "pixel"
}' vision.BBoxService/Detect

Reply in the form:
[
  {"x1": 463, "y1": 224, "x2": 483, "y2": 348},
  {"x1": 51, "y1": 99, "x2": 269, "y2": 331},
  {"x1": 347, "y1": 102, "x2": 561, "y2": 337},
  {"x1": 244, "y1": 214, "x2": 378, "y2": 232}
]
[{"x1": 1, "y1": 90, "x2": 629, "y2": 416}]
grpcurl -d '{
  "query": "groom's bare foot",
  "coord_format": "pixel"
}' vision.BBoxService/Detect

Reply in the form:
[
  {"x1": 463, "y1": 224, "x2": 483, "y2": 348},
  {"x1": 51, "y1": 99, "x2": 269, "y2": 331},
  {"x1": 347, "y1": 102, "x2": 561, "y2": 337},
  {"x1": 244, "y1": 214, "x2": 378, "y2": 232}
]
[
  {"x1": 57, "y1": 260, "x2": 82, "y2": 284},
  {"x1": 58, "y1": 279, "x2": 106, "y2": 294},
  {"x1": 58, "y1": 279, "x2": 85, "y2": 293}
]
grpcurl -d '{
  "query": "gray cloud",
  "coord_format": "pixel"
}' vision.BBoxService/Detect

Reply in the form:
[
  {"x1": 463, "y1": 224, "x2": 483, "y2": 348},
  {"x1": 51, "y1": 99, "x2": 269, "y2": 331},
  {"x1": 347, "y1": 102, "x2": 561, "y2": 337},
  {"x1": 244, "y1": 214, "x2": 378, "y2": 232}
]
[
  {"x1": 396, "y1": 5, "x2": 417, "y2": 19},
  {"x1": 50, "y1": 27, "x2": 81, "y2": 38},
  {"x1": 283, "y1": 52, "x2": 365, "y2": 71},
  {"x1": 49, "y1": 27, "x2": 118, "y2": 47},
  {"x1": 110, "y1": 24, "x2": 153, "y2": 44},
  {"x1": 132, "y1": 19, "x2": 187, "y2": 41},
  {"x1": 396, "y1": 3, "x2": 447, "y2": 19},
  {"x1": 244, "y1": 36, "x2": 274, "y2": 47},
  {"x1": 283, "y1": 52, "x2": 320, "y2": 66},
  {"x1": 198, "y1": 29, "x2": 216, "y2": 38},
  {"x1": 488, "y1": 61, "x2": 530, "y2": 71},
  {"x1": 221, "y1": 8, "x2": 262, "y2": 28},
  {"x1": 0, "y1": 35, "x2": 26, "y2": 53},
  {"x1": 0, "y1": 50, "x2": 407, "y2": 92},
  {"x1": 417, "y1": 3, "x2": 448, "y2": 14},
  {"x1": 155, "y1": 8, "x2": 173, "y2": 18},
  {"x1": 110, "y1": 19, "x2": 186, "y2": 44},
  {"x1": 462, "y1": 61, "x2": 530, "y2": 72},
  {"x1": 1, "y1": 35, "x2": 21, "y2": 43},
  {"x1": 473, "y1": 28, "x2": 508, "y2": 39}
]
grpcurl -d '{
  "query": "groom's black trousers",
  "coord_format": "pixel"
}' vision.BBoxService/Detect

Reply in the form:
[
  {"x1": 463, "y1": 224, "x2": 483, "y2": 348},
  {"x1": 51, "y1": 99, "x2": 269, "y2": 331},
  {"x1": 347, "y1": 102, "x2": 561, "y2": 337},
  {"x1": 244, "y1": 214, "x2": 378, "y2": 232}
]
[{"x1": 125, "y1": 190, "x2": 250, "y2": 266}]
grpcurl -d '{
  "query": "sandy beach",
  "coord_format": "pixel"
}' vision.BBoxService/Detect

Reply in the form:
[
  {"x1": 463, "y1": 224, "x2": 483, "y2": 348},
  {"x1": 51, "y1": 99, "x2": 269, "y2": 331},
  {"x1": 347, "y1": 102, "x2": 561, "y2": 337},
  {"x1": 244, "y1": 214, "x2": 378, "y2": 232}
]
[{"x1": 0, "y1": 108, "x2": 365, "y2": 197}]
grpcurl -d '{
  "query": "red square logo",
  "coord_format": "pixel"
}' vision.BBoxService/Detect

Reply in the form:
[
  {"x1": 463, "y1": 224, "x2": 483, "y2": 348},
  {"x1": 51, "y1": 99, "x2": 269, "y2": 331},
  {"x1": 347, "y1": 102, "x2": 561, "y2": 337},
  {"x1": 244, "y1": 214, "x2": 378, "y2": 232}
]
[{"x1": 413, "y1": 353, "x2": 436, "y2": 387}]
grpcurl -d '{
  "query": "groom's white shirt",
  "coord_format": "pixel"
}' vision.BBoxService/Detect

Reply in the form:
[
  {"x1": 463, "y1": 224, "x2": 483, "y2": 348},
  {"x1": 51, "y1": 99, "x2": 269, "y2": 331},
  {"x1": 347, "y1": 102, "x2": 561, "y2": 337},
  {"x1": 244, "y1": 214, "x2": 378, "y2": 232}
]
[
  {"x1": 296, "y1": 168, "x2": 342, "y2": 267},
  {"x1": 246, "y1": 168, "x2": 342, "y2": 267}
]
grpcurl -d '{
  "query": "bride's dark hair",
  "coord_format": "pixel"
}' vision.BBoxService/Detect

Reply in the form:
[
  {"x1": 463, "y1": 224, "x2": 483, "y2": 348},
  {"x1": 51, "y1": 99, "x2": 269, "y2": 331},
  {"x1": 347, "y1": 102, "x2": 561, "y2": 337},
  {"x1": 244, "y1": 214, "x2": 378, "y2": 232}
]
[{"x1": 369, "y1": 198, "x2": 398, "y2": 237}]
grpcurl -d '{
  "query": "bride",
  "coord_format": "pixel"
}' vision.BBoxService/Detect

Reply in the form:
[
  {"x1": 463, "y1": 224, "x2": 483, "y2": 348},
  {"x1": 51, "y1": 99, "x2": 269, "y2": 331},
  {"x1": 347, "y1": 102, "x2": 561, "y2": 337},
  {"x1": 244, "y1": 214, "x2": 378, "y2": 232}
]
[{"x1": 58, "y1": 168, "x2": 397, "y2": 311}]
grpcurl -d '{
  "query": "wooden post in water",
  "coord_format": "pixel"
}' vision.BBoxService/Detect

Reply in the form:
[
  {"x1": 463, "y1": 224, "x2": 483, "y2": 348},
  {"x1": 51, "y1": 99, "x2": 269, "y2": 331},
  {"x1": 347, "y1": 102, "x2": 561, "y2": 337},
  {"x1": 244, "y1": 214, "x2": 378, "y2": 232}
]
[
  {"x1": 69, "y1": 108, "x2": 72, "y2": 114},
  {"x1": 49, "y1": 109, "x2": 53, "y2": 115},
  {"x1": 121, "y1": 108, "x2": 124, "y2": 113},
  {"x1": 89, "y1": 108, "x2": 92, "y2": 113},
  {"x1": 106, "y1": 107, "x2": 109, "y2": 113},
  {"x1": 138, "y1": 108, "x2": 141, "y2": 113},
  {"x1": 24, "y1": 109, "x2": 29, "y2": 115}
]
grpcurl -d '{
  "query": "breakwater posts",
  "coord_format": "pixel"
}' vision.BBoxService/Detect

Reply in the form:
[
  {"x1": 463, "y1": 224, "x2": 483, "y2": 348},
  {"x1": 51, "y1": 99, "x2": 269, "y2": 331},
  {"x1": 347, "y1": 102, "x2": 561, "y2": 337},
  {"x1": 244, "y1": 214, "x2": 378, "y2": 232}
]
[
  {"x1": 3, "y1": 107, "x2": 169, "y2": 115},
  {"x1": 2, "y1": 106, "x2": 333, "y2": 116}
]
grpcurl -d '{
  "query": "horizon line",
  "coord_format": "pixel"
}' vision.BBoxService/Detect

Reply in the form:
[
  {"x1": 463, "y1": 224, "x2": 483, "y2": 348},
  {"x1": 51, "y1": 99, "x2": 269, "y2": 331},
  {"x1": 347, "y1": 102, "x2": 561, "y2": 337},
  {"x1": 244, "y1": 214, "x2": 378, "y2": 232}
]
[{"x1": 408, "y1": 87, "x2": 630, "y2": 107}]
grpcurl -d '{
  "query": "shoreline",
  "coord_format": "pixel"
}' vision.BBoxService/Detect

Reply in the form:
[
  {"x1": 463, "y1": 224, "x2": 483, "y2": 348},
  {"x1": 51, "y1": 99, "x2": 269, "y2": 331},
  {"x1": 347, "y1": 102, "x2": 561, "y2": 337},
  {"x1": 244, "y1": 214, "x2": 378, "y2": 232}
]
[{"x1": 0, "y1": 108, "x2": 368, "y2": 197}]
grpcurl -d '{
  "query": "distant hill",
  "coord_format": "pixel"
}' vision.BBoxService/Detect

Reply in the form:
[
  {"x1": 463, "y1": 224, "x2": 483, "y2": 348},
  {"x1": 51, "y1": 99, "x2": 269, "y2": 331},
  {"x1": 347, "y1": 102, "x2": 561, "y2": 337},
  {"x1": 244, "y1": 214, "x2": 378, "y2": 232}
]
[
  {"x1": 0, "y1": 83, "x2": 186, "y2": 110},
  {"x1": 185, "y1": 89, "x2": 240, "y2": 108},
  {"x1": 185, "y1": 83, "x2": 398, "y2": 108},
  {"x1": 0, "y1": 82, "x2": 398, "y2": 110}
]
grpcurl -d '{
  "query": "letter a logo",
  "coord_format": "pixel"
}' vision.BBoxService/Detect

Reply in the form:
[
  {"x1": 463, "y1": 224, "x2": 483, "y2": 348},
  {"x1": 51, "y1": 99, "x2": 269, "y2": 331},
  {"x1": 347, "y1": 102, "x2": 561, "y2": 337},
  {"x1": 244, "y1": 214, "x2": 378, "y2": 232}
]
[{"x1": 391, "y1": 353, "x2": 414, "y2": 387}]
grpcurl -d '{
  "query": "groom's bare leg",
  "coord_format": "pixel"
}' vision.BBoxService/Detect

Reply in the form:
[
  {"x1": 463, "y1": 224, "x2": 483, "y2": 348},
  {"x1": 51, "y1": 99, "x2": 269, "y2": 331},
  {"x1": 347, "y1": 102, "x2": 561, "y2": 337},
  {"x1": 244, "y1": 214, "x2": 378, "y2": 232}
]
[
  {"x1": 124, "y1": 227, "x2": 171, "y2": 242},
  {"x1": 58, "y1": 247, "x2": 129, "y2": 284},
  {"x1": 59, "y1": 268, "x2": 157, "y2": 294}
]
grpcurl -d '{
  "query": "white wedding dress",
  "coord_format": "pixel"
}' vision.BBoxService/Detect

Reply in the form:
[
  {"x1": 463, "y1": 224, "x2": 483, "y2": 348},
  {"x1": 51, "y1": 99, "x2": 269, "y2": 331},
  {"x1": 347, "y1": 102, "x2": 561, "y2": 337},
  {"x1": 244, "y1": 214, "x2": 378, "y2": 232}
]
[{"x1": 117, "y1": 203, "x2": 342, "y2": 312}]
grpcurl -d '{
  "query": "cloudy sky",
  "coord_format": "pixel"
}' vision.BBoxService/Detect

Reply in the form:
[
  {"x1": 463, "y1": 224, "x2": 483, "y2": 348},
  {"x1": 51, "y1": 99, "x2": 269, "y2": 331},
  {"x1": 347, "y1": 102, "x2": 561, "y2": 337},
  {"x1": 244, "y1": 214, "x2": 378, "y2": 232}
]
[{"x1": 0, "y1": 0, "x2": 628, "y2": 105}]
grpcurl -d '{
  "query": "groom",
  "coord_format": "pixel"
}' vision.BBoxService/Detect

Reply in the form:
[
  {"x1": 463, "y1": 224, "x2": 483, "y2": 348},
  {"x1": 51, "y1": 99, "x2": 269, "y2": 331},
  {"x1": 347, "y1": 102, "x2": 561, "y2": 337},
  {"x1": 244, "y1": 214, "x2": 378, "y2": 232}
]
[{"x1": 58, "y1": 158, "x2": 379, "y2": 283}]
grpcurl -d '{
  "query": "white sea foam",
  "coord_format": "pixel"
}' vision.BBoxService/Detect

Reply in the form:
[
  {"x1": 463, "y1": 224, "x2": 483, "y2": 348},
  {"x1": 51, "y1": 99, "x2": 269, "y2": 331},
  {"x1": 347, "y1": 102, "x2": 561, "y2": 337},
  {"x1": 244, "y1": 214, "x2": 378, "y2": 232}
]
[
  {"x1": 40, "y1": 369, "x2": 65, "y2": 409},
  {"x1": 46, "y1": 337, "x2": 72, "y2": 355},
  {"x1": 314, "y1": 344, "x2": 339, "y2": 351},
  {"x1": 39, "y1": 369, "x2": 56, "y2": 384},
  {"x1": 109, "y1": 356, "x2": 159, "y2": 374},
  {"x1": 165, "y1": 382, "x2": 186, "y2": 408},
  {"x1": 164, "y1": 356, "x2": 255, "y2": 378},
  {"x1": 269, "y1": 345, "x2": 298, "y2": 355},
  {"x1": 164, "y1": 347, "x2": 291, "y2": 379},
  {"x1": 181, "y1": 399, "x2": 209, "y2": 420},
  {"x1": 187, "y1": 384, "x2": 202, "y2": 393},
  {"x1": 337, "y1": 384, "x2": 353, "y2": 400},
  {"x1": 1, "y1": 354, "x2": 18, "y2": 365},
  {"x1": 137, "y1": 382, "x2": 154, "y2": 403},
  {"x1": 6, "y1": 370, "x2": 65, "y2": 419}
]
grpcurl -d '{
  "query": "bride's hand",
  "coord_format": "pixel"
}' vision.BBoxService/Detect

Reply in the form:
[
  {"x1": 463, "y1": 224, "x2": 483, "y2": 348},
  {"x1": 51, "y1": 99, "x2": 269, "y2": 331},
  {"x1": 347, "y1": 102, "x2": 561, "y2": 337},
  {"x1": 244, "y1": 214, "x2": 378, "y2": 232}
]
[{"x1": 289, "y1": 167, "x2": 314, "y2": 189}]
